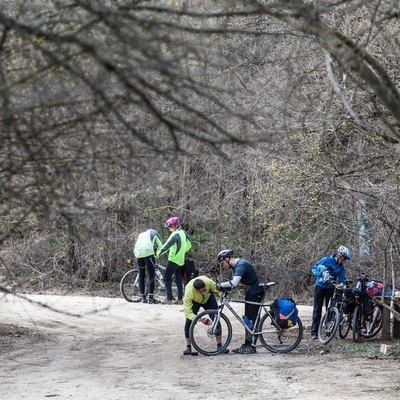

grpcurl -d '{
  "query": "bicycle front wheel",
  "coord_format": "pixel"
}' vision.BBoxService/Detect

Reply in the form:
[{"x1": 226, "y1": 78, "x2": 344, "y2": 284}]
[
  {"x1": 352, "y1": 304, "x2": 362, "y2": 342},
  {"x1": 189, "y1": 309, "x2": 232, "y2": 356},
  {"x1": 339, "y1": 312, "x2": 351, "y2": 339},
  {"x1": 318, "y1": 307, "x2": 340, "y2": 345},
  {"x1": 120, "y1": 269, "x2": 142, "y2": 302},
  {"x1": 258, "y1": 313, "x2": 303, "y2": 353}
]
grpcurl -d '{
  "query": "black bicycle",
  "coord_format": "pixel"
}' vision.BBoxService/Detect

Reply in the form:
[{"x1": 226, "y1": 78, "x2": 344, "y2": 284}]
[
  {"x1": 352, "y1": 273, "x2": 383, "y2": 342},
  {"x1": 189, "y1": 283, "x2": 303, "y2": 356},
  {"x1": 318, "y1": 279, "x2": 353, "y2": 345}
]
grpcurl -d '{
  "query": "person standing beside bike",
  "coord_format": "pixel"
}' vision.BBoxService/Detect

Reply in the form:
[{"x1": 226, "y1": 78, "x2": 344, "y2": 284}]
[
  {"x1": 133, "y1": 228, "x2": 164, "y2": 304},
  {"x1": 157, "y1": 216, "x2": 192, "y2": 305},
  {"x1": 182, "y1": 276, "x2": 229, "y2": 355},
  {"x1": 216, "y1": 249, "x2": 263, "y2": 354},
  {"x1": 310, "y1": 245, "x2": 351, "y2": 339}
]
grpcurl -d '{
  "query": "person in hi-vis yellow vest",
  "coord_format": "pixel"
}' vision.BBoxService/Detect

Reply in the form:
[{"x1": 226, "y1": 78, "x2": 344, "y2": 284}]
[
  {"x1": 133, "y1": 228, "x2": 163, "y2": 304},
  {"x1": 157, "y1": 216, "x2": 192, "y2": 304}
]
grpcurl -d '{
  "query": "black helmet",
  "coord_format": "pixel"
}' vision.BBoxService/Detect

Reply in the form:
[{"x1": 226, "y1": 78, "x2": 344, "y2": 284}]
[{"x1": 217, "y1": 249, "x2": 233, "y2": 262}]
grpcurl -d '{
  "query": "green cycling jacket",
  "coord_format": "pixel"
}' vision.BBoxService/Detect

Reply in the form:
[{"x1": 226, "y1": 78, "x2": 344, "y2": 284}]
[
  {"x1": 183, "y1": 275, "x2": 221, "y2": 321},
  {"x1": 157, "y1": 228, "x2": 191, "y2": 266}
]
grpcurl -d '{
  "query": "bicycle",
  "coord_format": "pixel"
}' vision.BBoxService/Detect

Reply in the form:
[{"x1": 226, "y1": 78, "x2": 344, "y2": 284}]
[
  {"x1": 188, "y1": 282, "x2": 303, "y2": 356},
  {"x1": 120, "y1": 262, "x2": 166, "y2": 303},
  {"x1": 317, "y1": 279, "x2": 353, "y2": 345},
  {"x1": 340, "y1": 285, "x2": 356, "y2": 338},
  {"x1": 352, "y1": 273, "x2": 383, "y2": 342}
]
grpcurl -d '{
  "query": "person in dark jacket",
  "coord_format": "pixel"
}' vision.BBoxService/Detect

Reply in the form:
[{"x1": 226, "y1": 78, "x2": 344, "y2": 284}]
[{"x1": 216, "y1": 249, "x2": 263, "y2": 354}]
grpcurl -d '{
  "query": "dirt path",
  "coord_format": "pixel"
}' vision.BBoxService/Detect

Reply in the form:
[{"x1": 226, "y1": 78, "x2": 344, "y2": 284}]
[{"x1": 1, "y1": 294, "x2": 399, "y2": 400}]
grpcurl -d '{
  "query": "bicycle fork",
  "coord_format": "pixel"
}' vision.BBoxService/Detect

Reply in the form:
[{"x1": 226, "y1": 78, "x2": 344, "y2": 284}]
[
  {"x1": 208, "y1": 308, "x2": 224, "y2": 336},
  {"x1": 366, "y1": 306, "x2": 380, "y2": 334}
]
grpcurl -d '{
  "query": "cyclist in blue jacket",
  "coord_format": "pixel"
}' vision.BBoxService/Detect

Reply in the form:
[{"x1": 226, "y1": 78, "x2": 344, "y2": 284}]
[{"x1": 310, "y1": 245, "x2": 351, "y2": 339}]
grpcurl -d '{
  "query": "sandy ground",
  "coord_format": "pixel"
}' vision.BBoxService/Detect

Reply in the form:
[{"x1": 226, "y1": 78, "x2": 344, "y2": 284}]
[{"x1": 1, "y1": 293, "x2": 399, "y2": 400}]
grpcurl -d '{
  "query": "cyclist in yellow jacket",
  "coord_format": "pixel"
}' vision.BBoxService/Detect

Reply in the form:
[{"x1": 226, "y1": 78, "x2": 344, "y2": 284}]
[
  {"x1": 182, "y1": 276, "x2": 229, "y2": 355},
  {"x1": 157, "y1": 216, "x2": 192, "y2": 304}
]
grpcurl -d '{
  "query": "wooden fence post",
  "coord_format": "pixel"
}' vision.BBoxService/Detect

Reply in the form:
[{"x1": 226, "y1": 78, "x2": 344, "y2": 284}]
[
  {"x1": 381, "y1": 303, "x2": 391, "y2": 340},
  {"x1": 393, "y1": 301, "x2": 400, "y2": 339}
]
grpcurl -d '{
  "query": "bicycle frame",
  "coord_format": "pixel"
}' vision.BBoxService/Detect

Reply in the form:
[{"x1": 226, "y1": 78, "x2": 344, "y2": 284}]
[{"x1": 210, "y1": 285, "x2": 282, "y2": 343}]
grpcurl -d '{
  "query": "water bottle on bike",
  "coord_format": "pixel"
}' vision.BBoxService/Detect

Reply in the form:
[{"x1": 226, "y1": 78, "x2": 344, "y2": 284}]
[{"x1": 243, "y1": 315, "x2": 253, "y2": 329}]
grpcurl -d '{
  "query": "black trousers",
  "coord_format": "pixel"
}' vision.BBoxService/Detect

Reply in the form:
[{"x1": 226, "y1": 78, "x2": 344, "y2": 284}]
[
  {"x1": 244, "y1": 290, "x2": 264, "y2": 345},
  {"x1": 311, "y1": 285, "x2": 334, "y2": 336},
  {"x1": 164, "y1": 260, "x2": 183, "y2": 300},
  {"x1": 137, "y1": 255, "x2": 156, "y2": 295}
]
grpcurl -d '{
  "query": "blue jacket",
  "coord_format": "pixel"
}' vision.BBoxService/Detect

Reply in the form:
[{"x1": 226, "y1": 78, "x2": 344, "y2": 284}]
[{"x1": 311, "y1": 253, "x2": 346, "y2": 289}]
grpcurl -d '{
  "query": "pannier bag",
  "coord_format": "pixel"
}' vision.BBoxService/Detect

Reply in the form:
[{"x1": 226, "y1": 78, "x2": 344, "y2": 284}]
[
  {"x1": 271, "y1": 298, "x2": 298, "y2": 328},
  {"x1": 181, "y1": 259, "x2": 199, "y2": 285},
  {"x1": 366, "y1": 282, "x2": 384, "y2": 296},
  {"x1": 363, "y1": 295, "x2": 374, "y2": 316},
  {"x1": 342, "y1": 288, "x2": 355, "y2": 314}
]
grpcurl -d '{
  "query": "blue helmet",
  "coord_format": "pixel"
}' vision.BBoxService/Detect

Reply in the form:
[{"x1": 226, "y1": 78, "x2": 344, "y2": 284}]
[{"x1": 337, "y1": 245, "x2": 351, "y2": 260}]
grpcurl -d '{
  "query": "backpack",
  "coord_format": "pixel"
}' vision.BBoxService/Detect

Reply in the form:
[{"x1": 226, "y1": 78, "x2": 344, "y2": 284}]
[
  {"x1": 181, "y1": 259, "x2": 199, "y2": 285},
  {"x1": 271, "y1": 298, "x2": 298, "y2": 328}
]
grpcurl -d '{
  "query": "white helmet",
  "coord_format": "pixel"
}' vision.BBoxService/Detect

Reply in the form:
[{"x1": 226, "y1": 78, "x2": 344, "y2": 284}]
[{"x1": 337, "y1": 245, "x2": 351, "y2": 260}]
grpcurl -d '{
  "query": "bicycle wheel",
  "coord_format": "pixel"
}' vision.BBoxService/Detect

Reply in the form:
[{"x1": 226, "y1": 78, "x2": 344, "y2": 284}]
[
  {"x1": 351, "y1": 305, "x2": 362, "y2": 342},
  {"x1": 318, "y1": 307, "x2": 340, "y2": 345},
  {"x1": 258, "y1": 313, "x2": 303, "y2": 353},
  {"x1": 189, "y1": 309, "x2": 232, "y2": 356},
  {"x1": 120, "y1": 269, "x2": 142, "y2": 302},
  {"x1": 360, "y1": 304, "x2": 383, "y2": 339},
  {"x1": 338, "y1": 312, "x2": 351, "y2": 339}
]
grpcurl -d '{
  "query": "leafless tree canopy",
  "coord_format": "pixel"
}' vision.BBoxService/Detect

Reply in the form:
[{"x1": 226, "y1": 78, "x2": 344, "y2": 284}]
[{"x1": 1, "y1": 0, "x2": 400, "y2": 297}]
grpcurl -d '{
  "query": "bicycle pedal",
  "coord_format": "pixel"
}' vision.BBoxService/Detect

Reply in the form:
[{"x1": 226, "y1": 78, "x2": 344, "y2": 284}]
[{"x1": 191, "y1": 352, "x2": 198, "y2": 356}]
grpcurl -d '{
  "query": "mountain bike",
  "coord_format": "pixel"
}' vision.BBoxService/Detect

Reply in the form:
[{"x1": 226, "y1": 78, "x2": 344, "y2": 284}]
[
  {"x1": 317, "y1": 279, "x2": 353, "y2": 345},
  {"x1": 188, "y1": 283, "x2": 303, "y2": 356},
  {"x1": 352, "y1": 273, "x2": 383, "y2": 342},
  {"x1": 120, "y1": 262, "x2": 166, "y2": 302}
]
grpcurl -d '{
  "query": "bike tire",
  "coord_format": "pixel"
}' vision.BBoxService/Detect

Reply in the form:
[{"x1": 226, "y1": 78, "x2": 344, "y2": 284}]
[
  {"x1": 258, "y1": 313, "x2": 303, "y2": 353},
  {"x1": 318, "y1": 307, "x2": 340, "y2": 345},
  {"x1": 338, "y1": 312, "x2": 351, "y2": 339},
  {"x1": 120, "y1": 269, "x2": 142, "y2": 302},
  {"x1": 360, "y1": 304, "x2": 383, "y2": 339},
  {"x1": 351, "y1": 305, "x2": 362, "y2": 342},
  {"x1": 189, "y1": 309, "x2": 232, "y2": 356}
]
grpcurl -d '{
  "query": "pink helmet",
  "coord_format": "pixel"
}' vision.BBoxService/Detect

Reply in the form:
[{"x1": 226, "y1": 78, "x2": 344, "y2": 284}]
[{"x1": 165, "y1": 216, "x2": 179, "y2": 229}]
